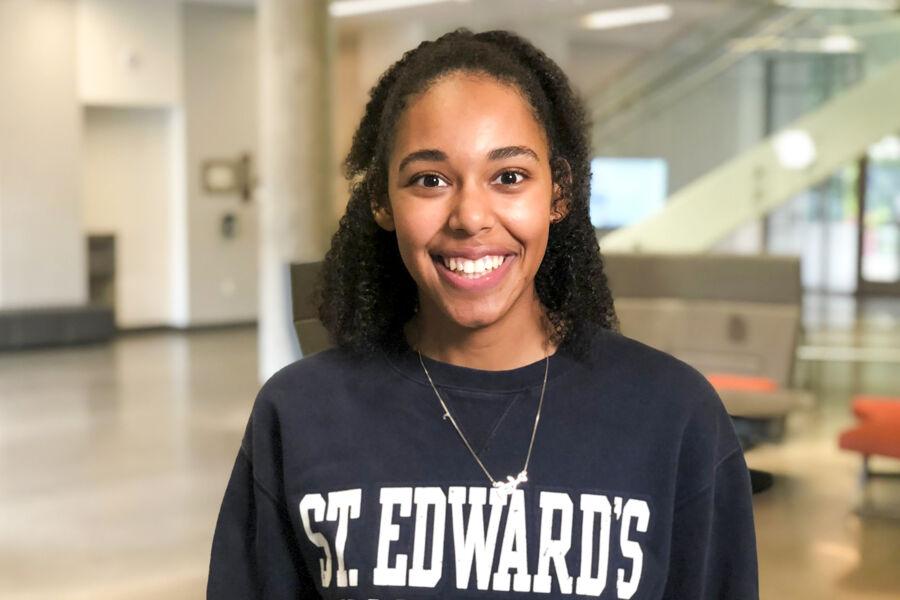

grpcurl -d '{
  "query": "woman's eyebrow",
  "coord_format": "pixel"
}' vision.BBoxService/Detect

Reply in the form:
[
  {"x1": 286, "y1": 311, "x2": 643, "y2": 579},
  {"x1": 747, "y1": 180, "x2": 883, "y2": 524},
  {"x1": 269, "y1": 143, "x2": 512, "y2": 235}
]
[
  {"x1": 487, "y1": 146, "x2": 539, "y2": 162},
  {"x1": 398, "y1": 149, "x2": 447, "y2": 173},
  {"x1": 398, "y1": 145, "x2": 540, "y2": 173}
]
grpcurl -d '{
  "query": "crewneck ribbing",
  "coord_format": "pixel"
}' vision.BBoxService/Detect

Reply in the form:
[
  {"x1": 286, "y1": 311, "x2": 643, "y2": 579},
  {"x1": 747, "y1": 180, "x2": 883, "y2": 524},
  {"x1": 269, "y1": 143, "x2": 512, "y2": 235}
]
[{"x1": 381, "y1": 336, "x2": 578, "y2": 393}]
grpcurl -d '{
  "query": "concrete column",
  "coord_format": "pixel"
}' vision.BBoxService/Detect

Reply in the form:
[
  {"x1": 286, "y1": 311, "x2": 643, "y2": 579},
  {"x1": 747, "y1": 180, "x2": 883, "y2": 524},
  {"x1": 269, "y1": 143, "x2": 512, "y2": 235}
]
[
  {"x1": 329, "y1": 23, "x2": 427, "y2": 223},
  {"x1": 257, "y1": 0, "x2": 332, "y2": 381}
]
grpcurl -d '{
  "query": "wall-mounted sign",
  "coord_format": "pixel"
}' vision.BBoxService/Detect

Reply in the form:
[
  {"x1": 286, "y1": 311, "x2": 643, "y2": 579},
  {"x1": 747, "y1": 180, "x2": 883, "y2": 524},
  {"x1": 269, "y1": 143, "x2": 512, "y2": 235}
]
[{"x1": 201, "y1": 152, "x2": 256, "y2": 202}]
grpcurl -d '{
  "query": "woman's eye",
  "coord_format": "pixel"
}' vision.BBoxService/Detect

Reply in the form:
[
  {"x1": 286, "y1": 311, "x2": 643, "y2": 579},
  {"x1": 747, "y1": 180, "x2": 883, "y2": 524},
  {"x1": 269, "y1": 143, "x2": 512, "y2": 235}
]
[
  {"x1": 413, "y1": 174, "x2": 447, "y2": 188},
  {"x1": 493, "y1": 170, "x2": 526, "y2": 185}
]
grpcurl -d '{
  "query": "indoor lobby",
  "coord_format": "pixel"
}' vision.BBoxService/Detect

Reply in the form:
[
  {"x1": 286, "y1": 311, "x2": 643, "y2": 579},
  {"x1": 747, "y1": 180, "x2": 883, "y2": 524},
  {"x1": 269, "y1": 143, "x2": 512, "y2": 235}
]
[{"x1": 1, "y1": 1, "x2": 899, "y2": 599}]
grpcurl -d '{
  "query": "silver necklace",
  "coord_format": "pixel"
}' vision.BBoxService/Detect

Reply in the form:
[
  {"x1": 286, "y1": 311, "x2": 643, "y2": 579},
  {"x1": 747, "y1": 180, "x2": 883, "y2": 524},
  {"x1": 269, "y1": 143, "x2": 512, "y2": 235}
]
[{"x1": 417, "y1": 351, "x2": 550, "y2": 497}]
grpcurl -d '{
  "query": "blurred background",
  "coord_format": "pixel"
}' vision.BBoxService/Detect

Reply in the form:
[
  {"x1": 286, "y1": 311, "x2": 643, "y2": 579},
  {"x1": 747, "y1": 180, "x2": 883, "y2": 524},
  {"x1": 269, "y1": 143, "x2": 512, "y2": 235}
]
[{"x1": 1, "y1": 0, "x2": 899, "y2": 598}]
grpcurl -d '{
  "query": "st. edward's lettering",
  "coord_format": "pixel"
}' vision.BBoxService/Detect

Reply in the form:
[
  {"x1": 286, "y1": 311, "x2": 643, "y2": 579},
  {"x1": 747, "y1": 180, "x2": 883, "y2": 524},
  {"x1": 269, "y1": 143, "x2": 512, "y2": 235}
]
[{"x1": 298, "y1": 486, "x2": 651, "y2": 598}]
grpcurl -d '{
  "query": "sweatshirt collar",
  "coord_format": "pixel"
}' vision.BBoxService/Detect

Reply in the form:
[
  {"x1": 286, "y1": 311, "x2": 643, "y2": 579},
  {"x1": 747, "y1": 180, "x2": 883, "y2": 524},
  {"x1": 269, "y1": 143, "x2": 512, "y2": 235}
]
[{"x1": 381, "y1": 338, "x2": 577, "y2": 394}]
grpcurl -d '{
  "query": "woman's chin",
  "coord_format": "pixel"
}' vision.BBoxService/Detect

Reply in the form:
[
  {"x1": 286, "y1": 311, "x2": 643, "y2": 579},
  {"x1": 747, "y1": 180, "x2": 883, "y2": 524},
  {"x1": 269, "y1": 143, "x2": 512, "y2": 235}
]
[
  {"x1": 441, "y1": 306, "x2": 506, "y2": 332},
  {"x1": 419, "y1": 288, "x2": 527, "y2": 334}
]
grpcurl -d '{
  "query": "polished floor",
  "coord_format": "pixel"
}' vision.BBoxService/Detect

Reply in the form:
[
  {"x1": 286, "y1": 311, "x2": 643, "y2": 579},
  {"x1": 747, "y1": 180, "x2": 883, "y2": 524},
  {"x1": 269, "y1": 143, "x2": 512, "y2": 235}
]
[{"x1": 1, "y1": 296, "x2": 898, "y2": 599}]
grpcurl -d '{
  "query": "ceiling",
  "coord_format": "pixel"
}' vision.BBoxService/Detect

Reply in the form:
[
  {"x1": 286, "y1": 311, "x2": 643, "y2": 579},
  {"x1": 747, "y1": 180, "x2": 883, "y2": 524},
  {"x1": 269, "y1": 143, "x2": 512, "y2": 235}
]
[{"x1": 185, "y1": 0, "x2": 769, "y2": 96}]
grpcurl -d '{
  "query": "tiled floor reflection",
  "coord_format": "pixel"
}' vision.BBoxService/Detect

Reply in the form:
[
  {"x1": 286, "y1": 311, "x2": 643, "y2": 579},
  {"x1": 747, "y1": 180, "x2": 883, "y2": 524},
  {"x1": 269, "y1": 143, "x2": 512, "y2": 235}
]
[
  {"x1": 1, "y1": 296, "x2": 899, "y2": 599},
  {"x1": 0, "y1": 328, "x2": 259, "y2": 599},
  {"x1": 751, "y1": 294, "x2": 900, "y2": 600}
]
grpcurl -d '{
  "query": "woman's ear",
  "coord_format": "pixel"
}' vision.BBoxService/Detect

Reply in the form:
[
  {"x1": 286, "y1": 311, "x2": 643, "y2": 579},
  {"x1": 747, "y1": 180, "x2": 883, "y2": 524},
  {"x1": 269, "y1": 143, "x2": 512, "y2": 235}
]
[
  {"x1": 550, "y1": 188, "x2": 570, "y2": 224},
  {"x1": 371, "y1": 198, "x2": 396, "y2": 231},
  {"x1": 550, "y1": 157, "x2": 573, "y2": 224}
]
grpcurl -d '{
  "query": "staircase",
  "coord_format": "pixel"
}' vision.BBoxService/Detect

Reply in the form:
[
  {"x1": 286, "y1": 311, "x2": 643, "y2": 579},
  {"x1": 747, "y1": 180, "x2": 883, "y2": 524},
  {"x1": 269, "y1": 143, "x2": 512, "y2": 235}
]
[
  {"x1": 600, "y1": 57, "x2": 900, "y2": 253},
  {"x1": 587, "y1": 6, "x2": 900, "y2": 253}
]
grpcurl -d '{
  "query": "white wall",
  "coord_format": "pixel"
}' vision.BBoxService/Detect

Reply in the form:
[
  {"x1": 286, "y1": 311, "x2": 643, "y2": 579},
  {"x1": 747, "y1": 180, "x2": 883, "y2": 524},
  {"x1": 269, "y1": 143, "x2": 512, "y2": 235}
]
[
  {"x1": 82, "y1": 107, "x2": 179, "y2": 327},
  {"x1": 77, "y1": 0, "x2": 182, "y2": 106},
  {"x1": 0, "y1": 0, "x2": 85, "y2": 309},
  {"x1": 183, "y1": 3, "x2": 259, "y2": 324},
  {"x1": 75, "y1": 0, "x2": 189, "y2": 328},
  {"x1": 0, "y1": 0, "x2": 415, "y2": 324}
]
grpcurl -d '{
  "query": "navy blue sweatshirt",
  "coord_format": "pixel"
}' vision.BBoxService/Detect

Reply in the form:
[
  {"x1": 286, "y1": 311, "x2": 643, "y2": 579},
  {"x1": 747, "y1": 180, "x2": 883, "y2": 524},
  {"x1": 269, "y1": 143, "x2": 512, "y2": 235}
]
[{"x1": 207, "y1": 327, "x2": 758, "y2": 599}]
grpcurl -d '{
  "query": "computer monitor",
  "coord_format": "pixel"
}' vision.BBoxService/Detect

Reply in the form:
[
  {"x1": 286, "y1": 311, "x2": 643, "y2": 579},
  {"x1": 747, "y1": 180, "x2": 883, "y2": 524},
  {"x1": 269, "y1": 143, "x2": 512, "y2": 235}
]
[{"x1": 589, "y1": 157, "x2": 668, "y2": 229}]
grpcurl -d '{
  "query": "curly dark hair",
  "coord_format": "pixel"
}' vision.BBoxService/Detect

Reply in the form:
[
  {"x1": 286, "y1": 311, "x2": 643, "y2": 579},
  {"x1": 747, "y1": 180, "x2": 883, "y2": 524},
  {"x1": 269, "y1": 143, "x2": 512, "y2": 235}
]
[{"x1": 318, "y1": 28, "x2": 618, "y2": 358}]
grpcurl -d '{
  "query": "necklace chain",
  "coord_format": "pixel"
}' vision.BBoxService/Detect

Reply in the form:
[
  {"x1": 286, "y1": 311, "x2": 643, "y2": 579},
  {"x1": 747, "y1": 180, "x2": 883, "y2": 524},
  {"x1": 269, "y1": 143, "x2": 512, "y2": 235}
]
[{"x1": 417, "y1": 351, "x2": 550, "y2": 495}]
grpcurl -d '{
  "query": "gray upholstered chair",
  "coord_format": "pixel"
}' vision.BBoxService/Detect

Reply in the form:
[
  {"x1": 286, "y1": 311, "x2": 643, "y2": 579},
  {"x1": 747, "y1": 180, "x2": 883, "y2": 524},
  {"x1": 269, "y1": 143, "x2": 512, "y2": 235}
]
[
  {"x1": 602, "y1": 252, "x2": 813, "y2": 425},
  {"x1": 603, "y1": 252, "x2": 814, "y2": 493},
  {"x1": 290, "y1": 261, "x2": 332, "y2": 357}
]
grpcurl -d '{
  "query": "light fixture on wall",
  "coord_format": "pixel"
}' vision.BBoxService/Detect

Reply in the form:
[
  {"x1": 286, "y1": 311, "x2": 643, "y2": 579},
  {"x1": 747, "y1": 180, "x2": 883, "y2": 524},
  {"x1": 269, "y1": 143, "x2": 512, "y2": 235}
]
[
  {"x1": 580, "y1": 4, "x2": 673, "y2": 31},
  {"x1": 203, "y1": 161, "x2": 238, "y2": 192}
]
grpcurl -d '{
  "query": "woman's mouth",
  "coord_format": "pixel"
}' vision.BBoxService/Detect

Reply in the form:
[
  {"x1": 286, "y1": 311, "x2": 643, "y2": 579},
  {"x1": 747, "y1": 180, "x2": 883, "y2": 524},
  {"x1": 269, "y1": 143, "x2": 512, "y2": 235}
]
[
  {"x1": 439, "y1": 254, "x2": 507, "y2": 279},
  {"x1": 431, "y1": 253, "x2": 516, "y2": 290}
]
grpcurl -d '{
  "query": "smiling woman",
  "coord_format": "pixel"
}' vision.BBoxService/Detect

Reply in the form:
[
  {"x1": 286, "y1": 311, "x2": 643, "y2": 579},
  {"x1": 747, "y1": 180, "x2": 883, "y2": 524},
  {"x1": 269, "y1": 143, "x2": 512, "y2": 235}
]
[
  {"x1": 319, "y1": 29, "x2": 615, "y2": 364},
  {"x1": 378, "y1": 73, "x2": 567, "y2": 365},
  {"x1": 208, "y1": 28, "x2": 759, "y2": 600}
]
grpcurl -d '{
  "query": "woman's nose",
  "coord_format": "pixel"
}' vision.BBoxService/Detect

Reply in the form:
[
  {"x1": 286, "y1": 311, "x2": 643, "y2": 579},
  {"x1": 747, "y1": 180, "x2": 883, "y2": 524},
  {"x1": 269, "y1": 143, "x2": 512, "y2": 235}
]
[{"x1": 448, "y1": 182, "x2": 495, "y2": 235}]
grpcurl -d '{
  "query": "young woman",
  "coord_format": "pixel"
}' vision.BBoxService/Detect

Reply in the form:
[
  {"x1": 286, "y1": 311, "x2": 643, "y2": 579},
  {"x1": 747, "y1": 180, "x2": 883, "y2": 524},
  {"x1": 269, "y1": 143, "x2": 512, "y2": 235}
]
[{"x1": 208, "y1": 29, "x2": 758, "y2": 599}]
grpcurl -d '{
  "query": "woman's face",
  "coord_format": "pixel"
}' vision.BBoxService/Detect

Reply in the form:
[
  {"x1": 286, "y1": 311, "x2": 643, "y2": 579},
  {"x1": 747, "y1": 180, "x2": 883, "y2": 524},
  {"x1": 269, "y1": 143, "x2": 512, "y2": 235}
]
[{"x1": 378, "y1": 71, "x2": 561, "y2": 334}]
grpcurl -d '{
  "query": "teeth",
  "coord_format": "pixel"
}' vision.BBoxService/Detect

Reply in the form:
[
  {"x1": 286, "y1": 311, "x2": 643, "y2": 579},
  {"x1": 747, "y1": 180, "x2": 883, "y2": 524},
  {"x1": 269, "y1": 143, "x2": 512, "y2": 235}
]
[{"x1": 441, "y1": 255, "x2": 507, "y2": 278}]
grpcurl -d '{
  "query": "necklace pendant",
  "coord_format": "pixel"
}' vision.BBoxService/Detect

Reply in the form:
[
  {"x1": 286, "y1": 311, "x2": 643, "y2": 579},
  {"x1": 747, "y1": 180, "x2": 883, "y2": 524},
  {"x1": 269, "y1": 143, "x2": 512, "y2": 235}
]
[
  {"x1": 493, "y1": 470, "x2": 528, "y2": 496},
  {"x1": 418, "y1": 351, "x2": 548, "y2": 501}
]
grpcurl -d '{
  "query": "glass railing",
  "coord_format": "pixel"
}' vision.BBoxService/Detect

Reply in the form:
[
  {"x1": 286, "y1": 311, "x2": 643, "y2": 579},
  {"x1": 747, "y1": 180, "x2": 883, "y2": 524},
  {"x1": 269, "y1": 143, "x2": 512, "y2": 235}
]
[
  {"x1": 764, "y1": 11, "x2": 900, "y2": 294},
  {"x1": 589, "y1": 5, "x2": 900, "y2": 197},
  {"x1": 588, "y1": 3, "x2": 900, "y2": 295}
]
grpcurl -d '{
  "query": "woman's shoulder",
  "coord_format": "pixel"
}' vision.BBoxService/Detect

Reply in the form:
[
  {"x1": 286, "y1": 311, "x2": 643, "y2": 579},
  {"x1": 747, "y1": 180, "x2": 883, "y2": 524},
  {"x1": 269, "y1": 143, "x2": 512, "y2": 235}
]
[
  {"x1": 256, "y1": 346, "x2": 378, "y2": 400},
  {"x1": 241, "y1": 346, "x2": 396, "y2": 449},
  {"x1": 582, "y1": 326, "x2": 729, "y2": 421},
  {"x1": 584, "y1": 326, "x2": 742, "y2": 470},
  {"x1": 587, "y1": 326, "x2": 716, "y2": 388}
]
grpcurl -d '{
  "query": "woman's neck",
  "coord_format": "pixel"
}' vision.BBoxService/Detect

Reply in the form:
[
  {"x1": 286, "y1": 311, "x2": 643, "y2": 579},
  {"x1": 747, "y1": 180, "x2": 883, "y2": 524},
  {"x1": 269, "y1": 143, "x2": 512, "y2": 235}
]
[{"x1": 407, "y1": 293, "x2": 556, "y2": 371}]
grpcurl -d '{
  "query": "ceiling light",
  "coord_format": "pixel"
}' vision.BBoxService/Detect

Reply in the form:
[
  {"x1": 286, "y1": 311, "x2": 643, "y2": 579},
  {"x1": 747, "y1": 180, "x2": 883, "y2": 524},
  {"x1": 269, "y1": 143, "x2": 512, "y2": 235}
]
[
  {"x1": 581, "y1": 3, "x2": 673, "y2": 31},
  {"x1": 819, "y1": 33, "x2": 859, "y2": 53},
  {"x1": 329, "y1": 0, "x2": 456, "y2": 18},
  {"x1": 772, "y1": 129, "x2": 817, "y2": 171},
  {"x1": 776, "y1": 0, "x2": 899, "y2": 10},
  {"x1": 730, "y1": 34, "x2": 861, "y2": 55}
]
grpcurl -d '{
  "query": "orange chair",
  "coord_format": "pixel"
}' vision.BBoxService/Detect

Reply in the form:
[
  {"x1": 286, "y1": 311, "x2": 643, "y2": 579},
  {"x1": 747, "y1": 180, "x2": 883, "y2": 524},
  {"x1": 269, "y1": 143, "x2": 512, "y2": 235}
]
[
  {"x1": 706, "y1": 373, "x2": 779, "y2": 394},
  {"x1": 839, "y1": 395, "x2": 900, "y2": 481}
]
